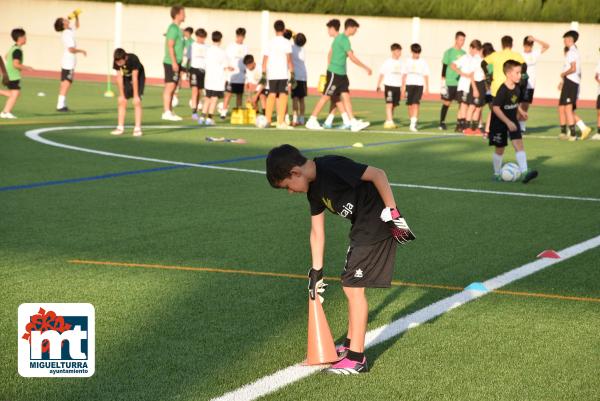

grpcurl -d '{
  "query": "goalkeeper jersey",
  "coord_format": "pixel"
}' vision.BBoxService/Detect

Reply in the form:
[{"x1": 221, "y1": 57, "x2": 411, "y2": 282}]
[{"x1": 307, "y1": 156, "x2": 390, "y2": 246}]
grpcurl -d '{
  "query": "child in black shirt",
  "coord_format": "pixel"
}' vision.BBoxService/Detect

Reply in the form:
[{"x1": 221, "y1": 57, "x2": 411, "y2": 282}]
[
  {"x1": 489, "y1": 60, "x2": 538, "y2": 183},
  {"x1": 111, "y1": 48, "x2": 145, "y2": 137},
  {"x1": 266, "y1": 145, "x2": 415, "y2": 374}
]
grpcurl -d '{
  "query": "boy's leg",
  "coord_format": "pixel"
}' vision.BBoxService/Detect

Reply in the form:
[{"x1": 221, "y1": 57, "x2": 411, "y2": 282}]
[
  {"x1": 117, "y1": 96, "x2": 127, "y2": 127},
  {"x1": 292, "y1": 97, "x2": 299, "y2": 124},
  {"x1": 299, "y1": 98, "x2": 305, "y2": 120},
  {"x1": 309, "y1": 94, "x2": 331, "y2": 118},
  {"x1": 236, "y1": 93, "x2": 243, "y2": 109},
  {"x1": 574, "y1": 114, "x2": 592, "y2": 140},
  {"x1": 223, "y1": 90, "x2": 232, "y2": 111},
  {"x1": 57, "y1": 79, "x2": 71, "y2": 109},
  {"x1": 276, "y1": 93, "x2": 288, "y2": 125},
  {"x1": 340, "y1": 92, "x2": 354, "y2": 120},
  {"x1": 343, "y1": 286, "x2": 368, "y2": 353},
  {"x1": 265, "y1": 93, "x2": 277, "y2": 123},
  {"x1": 191, "y1": 87, "x2": 199, "y2": 114},
  {"x1": 133, "y1": 97, "x2": 142, "y2": 129},
  {"x1": 2, "y1": 90, "x2": 19, "y2": 113},
  {"x1": 385, "y1": 103, "x2": 393, "y2": 122},
  {"x1": 163, "y1": 82, "x2": 176, "y2": 113},
  {"x1": 511, "y1": 139, "x2": 528, "y2": 172},
  {"x1": 493, "y1": 146, "x2": 505, "y2": 176}
]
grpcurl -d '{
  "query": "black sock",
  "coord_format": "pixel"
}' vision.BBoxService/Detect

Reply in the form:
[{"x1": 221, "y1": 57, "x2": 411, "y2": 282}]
[
  {"x1": 208, "y1": 114, "x2": 214, "y2": 119},
  {"x1": 459, "y1": 119, "x2": 466, "y2": 129},
  {"x1": 597, "y1": 127, "x2": 600, "y2": 133},
  {"x1": 343, "y1": 338, "x2": 351, "y2": 348},
  {"x1": 560, "y1": 125, "x2": 566, "y2": 134},
  {"x1": 347, "y1": 350, "x2": 364, "y2": 362},
  {"x1": 569, "y1": 125, "x2": 576, "y2": 135},
  {"x1": 202, "y1": 113, "x2": 207, "y2": 118},
  {"x1": 440, "y1": 105, "x2": 449, "y2": 123},
  {"x1": 192, "y1": 108, "x2": 196, "y2": 114},
  {"x1": 471, "y1": 120, "x2": 478, "y2": 129}
]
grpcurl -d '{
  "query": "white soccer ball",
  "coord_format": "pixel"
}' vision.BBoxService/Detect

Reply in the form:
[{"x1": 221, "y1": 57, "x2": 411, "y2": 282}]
[
  {"x1": 501, "y1": 162, "x2": 522, "y2": 182},
  {"x1": 255, "y1": 114, "x2": 268, "y2": 128},
  {"x1": 171, "y1": 95, "x2": 179, "y2": 108}
]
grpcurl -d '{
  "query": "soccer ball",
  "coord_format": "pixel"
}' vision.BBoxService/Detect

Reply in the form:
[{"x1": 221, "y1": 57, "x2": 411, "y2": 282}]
[
  {"x1": 255, "y1": 114, "x2": 268, "y2": 128},
  {"x1": 171, "y1": 95, "x2": 179, "y2": 108},
  {"x1": 500, "y1": 162, "x2": 522, "y2": 182}
]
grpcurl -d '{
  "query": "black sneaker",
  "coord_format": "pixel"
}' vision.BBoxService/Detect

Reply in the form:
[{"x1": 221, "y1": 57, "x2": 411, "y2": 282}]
[
  {"x1": 454, "y1": 124, "x2": 462, "y2": 132},
  {"x1": 56, "y1": 107, "x2": 70, "y2": 112},
  {"x1": 522, "y1": 169, "x2": 538, "y2": 184},
  {"x1": 438, "y1": 122, "x2": 447, "y2": 130}
]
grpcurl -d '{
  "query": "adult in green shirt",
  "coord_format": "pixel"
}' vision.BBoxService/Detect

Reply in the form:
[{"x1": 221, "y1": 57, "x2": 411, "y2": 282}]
[
  {"x1": 306, "y1": 18, "x2": 371, "y2": 132},
  {"x1": 439, "y1": 31, "x2": 466, "y2": 130},
  {"x1": 162, "y1": 5, "x2": 185, "y2": 121},
  {"x1": 1, "y1": 28, "x2": 33, "y2": 119}
]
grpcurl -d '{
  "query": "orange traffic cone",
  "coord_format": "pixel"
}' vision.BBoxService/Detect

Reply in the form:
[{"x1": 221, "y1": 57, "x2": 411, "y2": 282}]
[{"x1": 305, "y1": 297, "x2": 338, "y2": 365}]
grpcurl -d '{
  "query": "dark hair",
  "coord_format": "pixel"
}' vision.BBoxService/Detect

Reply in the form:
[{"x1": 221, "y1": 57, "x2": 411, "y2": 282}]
[
  {"x1": 482, "y1": 42, "x2": 495, "y2": 57},
  {"x1": 563, "y1": 30, "x2": 579, "y2": 42},
  {"x1": 326, "y1": 19, "x2": 340, "y2": 31},
  {"x1": 294, "y1": 33, "x2": 306, "y2": 47},
  {"x1": 266, "y1": 144, "x2": 307, "y2": 188},
  {"x1": 345, "y1": 18, "x2": 359, "y2": 29},
  {"x1": 391, "y1": 43, "x2": 402, "y2": 51},
  {"x1": 523, "y1": 36, "x2": 534, "y2": 46},
  {"x1": 54, "y1": 18, "x2": 65, "y2": 32},
  {"x1": 170, "y1": 5, "x2": 184, "y2": 19},
  {"x1": 11, "y1": 28, "x2": 26, "y2": 42},
  {"x1": 455, "y1": 31, "x2": 466, "y2": 38},
  {"x1": 503, "y1": 59, "x2": 521, "y2": 74},
  {"x1": 195, "y1": 28, "x2": 207, "y2": 38},
  {"x1": 212, "y1": 31, "x2": 222, "y2": 42},
  {"x1": 283, "y1": 29, "x2": 293, "y2": 40},
  {"x1": 563, "y1": 46, "x2": 569, "y2": 54},
  {"x1": 243, "y1": 54, "x2": 254, "y2": 65},
  {"x1": 236, "y1": 27, "x2": 246, "y2": 37},
  {"x1": 274, "y1": 20, "x2": 285, "y2": 32},
  {"x1": 501, "y1": 35, "x2": 513, "y2": 48},
  {"x1": 184, "y1": 27, "x2": 193, "y2": 34},
  {"x1": 113, "y1": 48, "x2": 127, "y2": 61},
  {"x1": 469, "y1": 39, "x2": 482, "y2": 50},
  {"x1": 410, "y1": 43, "x2": 421, "y2": 53}
]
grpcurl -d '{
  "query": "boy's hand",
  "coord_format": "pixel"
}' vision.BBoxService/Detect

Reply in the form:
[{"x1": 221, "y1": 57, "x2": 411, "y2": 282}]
[
  {"x1": 507, "y1": 121, "x2": 518, "y2": 132},
  {"x1": 380, "y1": 207, "x2": 416, "y2": 245},
  {"x1": 289, "y1": 72, "x2": 298, "y2": 90},
  {"x1": 259, "y1": 72, "x2": 267, "y2": 86},
  {"x1": 308, "y1": 268, "x2": 327, "y2": 301}
]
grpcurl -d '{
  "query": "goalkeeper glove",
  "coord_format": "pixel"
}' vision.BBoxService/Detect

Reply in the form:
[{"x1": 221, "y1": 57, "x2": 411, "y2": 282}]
[
  {"x1": 308, "y1": 268, "x2": 328, "y2": 301},
  {"x1": 380, "y1": 207, "x2": 416, "y2": 245},
  {"x1": 259, "y1": 72, "x2": 267, "y2": 86}
]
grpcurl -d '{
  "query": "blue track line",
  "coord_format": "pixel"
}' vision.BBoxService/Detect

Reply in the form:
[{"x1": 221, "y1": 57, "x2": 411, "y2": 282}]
[{"x1": 1, "y1": 134, "x2": 458, "y2": 192}]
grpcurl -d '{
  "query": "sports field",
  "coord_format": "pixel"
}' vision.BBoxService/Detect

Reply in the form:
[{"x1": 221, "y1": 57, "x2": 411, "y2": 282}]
[{"x1": 2, "y1": 78, "x2": 600, "y2": 401}]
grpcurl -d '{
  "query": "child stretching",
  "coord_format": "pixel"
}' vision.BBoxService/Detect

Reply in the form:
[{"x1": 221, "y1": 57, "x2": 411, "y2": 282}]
[{"x1": 266, "y1": 144, "x2": 416, "y2": 374}]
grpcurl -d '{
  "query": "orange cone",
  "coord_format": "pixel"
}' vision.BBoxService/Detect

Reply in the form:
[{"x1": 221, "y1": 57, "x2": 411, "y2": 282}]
[{"x1": 305, "y1": 297, "x2": 338, "y2": 365}]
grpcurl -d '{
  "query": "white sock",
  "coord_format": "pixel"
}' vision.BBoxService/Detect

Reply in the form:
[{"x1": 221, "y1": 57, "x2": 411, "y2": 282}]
[
  {"x1": 576, "y1": 120, "x2": 588, "y2": 131},
  {"x1": 341, "y1": 112, "x2": 351, "y2": 125},
  {"x1": 410, "y1": 117, "x2": 417, "y2": 126},
  {"x1": 493, "y1": 153, "x2": 503, "y2": 175},
  {"x1": 324, "y1": 113, "x2": 335, "y2": 125},
  {"x1": 57, "y1": 95, "x2": 66, "y2": 109},
  {"x1": 515, "y1": 150, "x2": 528, "y2": 173},
  {"x1": 292, "y1": 113, "x2": 298, "y2": 124},
  {"x1": 116, "y1": 125, "x2": 124, "y2": 130},
  {"x1": 519, "y1": 121, "x2": 526, "y2": 131}
]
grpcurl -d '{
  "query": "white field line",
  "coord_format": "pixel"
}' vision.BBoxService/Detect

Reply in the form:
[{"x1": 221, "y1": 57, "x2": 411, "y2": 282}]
[
  {"x1": 24, "y1": 126, "x2": 600, "y2": 203},
  {"x1": 211, "y1": 234, "x2": 600, "y2": 401}
]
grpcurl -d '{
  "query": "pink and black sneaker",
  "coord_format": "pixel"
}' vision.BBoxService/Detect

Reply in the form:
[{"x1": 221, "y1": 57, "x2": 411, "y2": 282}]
[
  {"x1": 335, "y1": 344, "x2": 349, "y2": 360},
  {"x1": 324, "y1": 356, "x2": 368, "y2": 374}
]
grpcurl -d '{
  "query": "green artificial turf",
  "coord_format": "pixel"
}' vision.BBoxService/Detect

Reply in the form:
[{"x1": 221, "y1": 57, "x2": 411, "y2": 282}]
[{"x1": 1, "y1": 78, "x2": 599, "y2": 401}]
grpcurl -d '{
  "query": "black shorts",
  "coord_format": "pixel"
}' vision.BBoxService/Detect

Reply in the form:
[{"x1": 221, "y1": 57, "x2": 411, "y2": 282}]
[
  {"x1": 323, "y1": 71, "x2": 349, "y2": 97},
  {"x1": 123, "y1": 77, "x2": 145, "y2": 99},
  {"x1": 441, "y1": 85, "x2": 460, "y2": 101},
  {"x1": 163, "y1": 63, "x2": 180, "y2": 84},
  {"x1": 205, "y1": 89, "x2": 224, "y2": 98},
  {"x1": 61, "y1": 69, "x2": 74, "y2": 83},
  {"x1": 597, "y1": 95, "x2": 600, "y2": 110},
  {"x1": 268, "y1": 79, "x2": 288, "y2": 94},
  {"x1": 405, "y1": 85, "x2": 423, "y2": 105},
  {"x1": 467, "y1": 81, "x2": 487, "y2": 107},
  {"x1": 489, "y1": 128, "x2": 522, "y2": 148},
  {"x1": 291, "y1": 80, "x2": 307, "y2": 98},
  {"x1": 227, "y1": 82, "x2": 245, "y2": 94},
  {"x1": 457, "y1": 90, "x2": 469, "y2": 104},
  {"x1": 384, "y1": 85, "x2": 401, "y2": 106},
  {"x1": 342, "y1": 237, "x2": 397, "y2": 288},
  {"x1": 189, "y1": 68, "x2": 205, "y2": 89},
  {"x1": 485, "y1": 94, "x2": 493, "y2": 105},
  {"x1": 259, "y1": 88, "x2": 269, "y2": 97},
  {"x1": 559, "y1": 78, "x2": 578, "y2": 106},
  {"x1": 6, "y1": 80, "x2": 20, "y2": 90},
  {"x1": 520, "y1": 87, "x2": 534, "y2": 104}
]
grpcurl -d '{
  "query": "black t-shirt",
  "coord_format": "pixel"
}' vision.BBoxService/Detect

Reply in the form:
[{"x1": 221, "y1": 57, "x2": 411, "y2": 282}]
[
  {"x1": 113, "y1": 53, "x2": 145, "y2": 81},
  {"x1": 490, "y1": 83, "x2": 520, "y2": 133},
  {"x1": 12, "y1": 49, "x2": 23, "y2": 62},
  {"x1": 307, "y1": 156, "x2": 390, "y2": 246}
]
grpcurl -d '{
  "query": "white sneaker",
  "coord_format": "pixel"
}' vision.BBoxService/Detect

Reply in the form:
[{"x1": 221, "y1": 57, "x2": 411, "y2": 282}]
[
  {"x1": 0, "y1": 112, "x2": 17, "y2": 119},
  {"x1": 350, "y1": 120, "x2": 370, "y2": 132},
  {"x1": 276, "y1": 123, "x2": 294, "y2": 130},
  {"x1": 591, "y1": 133, "x2": 600, "y2": 140},
  {"x1": 161, "y1": 111, "x2": 182, "y2": 121},
  {"x1": 284, "y1": 114, "x2": 290, "y2": 125},
  {"x1": 205, "y1": 118, "x2": 215, "y2": 126},
  {"x1": 305, "y1": 118, "x2": 324, "y2": 130},
  {"x1": 198, "y1": 117, "x2": 205, "y2": 125},
  {"x1": 338, "y1": 123, "x2": 352, "y2": 130},
  {"x1": 409, "y1": 125, "x2": 418, "y2": 132},
  {"x1": 110, "y1": 127, "x2": 124, "y2": 135},
  {"x1": 133, "y1": 127, "x2": 143, "y2": 137}
]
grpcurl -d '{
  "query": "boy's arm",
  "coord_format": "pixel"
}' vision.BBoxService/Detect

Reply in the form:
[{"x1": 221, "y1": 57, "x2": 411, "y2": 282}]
[
  {"x1": 361, "y1": 167, "x2": 395, "y2": 208},
  {"x1": 596, "y1": 72, "x2": 600, "y2": 84},
  {"x1": 168, "y1": 39, "x2": 178, "y2": 71},
  {"x1": 347, "y1": 51, "x2": 372, "y2": 75},
  {"x1": 401, "y1": 73, "x2": 406, "y2": 96},
  {"x1": 560, "y1": 62, "x2": 576, "y2": 78},
  {"x1": 310, "y1": 212, "x2": 325, "y2": 270},
  {"x1": 327, "y1": 48, "x2": 332, "y2": 65},
  {"x1": 492, "y1": 105, "x2": 517, "y2": 130},
  {"x1": 0, "y1": 57, "x2": 8, "y2": 85},
  {"x1": 376, "y1": 73, "x2": 383, "y2": 91},
  {"x1": 424, "y1": 74, "x2": 429, "y2": 94},
  {"x1": 12, "y1": 57, "x2": 32, "y2": 71},
  {"x1": 531, "y1": 36, "x2": 549, "y2": 53}
]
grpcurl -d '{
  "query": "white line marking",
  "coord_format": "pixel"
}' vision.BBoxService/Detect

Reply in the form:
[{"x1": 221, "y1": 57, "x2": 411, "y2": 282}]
[
  {"x1": 211, "y1": 234, "x2": 600, "y2": 401},
  {"x1": 24, "y1": 126, "x2": 600, "y2": 203}
]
